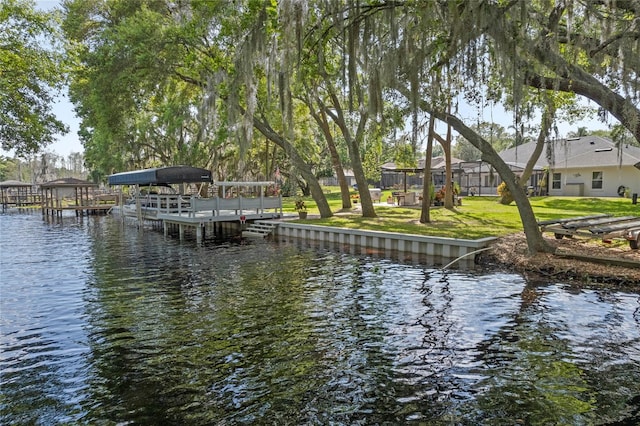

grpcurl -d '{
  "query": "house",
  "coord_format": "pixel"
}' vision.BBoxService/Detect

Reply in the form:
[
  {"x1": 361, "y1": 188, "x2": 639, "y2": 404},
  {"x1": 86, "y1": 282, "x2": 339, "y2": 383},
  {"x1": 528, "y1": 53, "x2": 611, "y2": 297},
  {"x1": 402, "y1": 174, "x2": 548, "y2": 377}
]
[{"x1": 499, "y1": 136, "x2": 640, "y2": 197}]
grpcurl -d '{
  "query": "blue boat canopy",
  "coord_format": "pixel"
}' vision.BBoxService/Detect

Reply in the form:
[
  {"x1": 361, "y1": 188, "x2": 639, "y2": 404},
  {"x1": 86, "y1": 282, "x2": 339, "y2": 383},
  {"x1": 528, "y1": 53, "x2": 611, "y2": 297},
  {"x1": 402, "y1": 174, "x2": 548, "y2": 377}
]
[{"x1": 108, "y1": 166, "x2": 212, "y2": 186}]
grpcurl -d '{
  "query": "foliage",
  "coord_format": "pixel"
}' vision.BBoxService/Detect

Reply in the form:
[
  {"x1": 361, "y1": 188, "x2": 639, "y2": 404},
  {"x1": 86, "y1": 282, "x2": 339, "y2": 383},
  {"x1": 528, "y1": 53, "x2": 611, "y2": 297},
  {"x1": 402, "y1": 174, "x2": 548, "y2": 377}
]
[
  {"x1": 0, "y1": 152, "x2": 85, "y2": 183},
  {"x1": 59, "y1": 0, "x2": 640, "y2": 236},
  {"x1": 0, "y1": 0, "x2": 68, "y2": 156},
  {"x1": 0, "y1": 156, "x2": 19, "y2": 181},
  {"x1": 497, "y1": 181, "x2": 510, "y2": 198},
  {"x1": 63, "y1": 0, "x2": 242, "y2": 176},
  {"x1": 453, "y1": 122, "x2": 514, "y2": 161},
  {"x1": 294, "y1": 198, "x2": 307, "y2": 212},
  {"x1": 497, "y1": 181, "x2": 515, "y2": 205}
]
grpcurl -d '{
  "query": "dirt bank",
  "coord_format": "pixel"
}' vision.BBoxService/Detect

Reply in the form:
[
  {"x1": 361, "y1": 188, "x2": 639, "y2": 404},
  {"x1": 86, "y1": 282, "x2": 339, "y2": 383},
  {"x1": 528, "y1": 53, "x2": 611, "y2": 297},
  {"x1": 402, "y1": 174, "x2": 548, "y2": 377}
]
[{"x1": 479, "y1": 233, "x2": 640, "y2": 286}]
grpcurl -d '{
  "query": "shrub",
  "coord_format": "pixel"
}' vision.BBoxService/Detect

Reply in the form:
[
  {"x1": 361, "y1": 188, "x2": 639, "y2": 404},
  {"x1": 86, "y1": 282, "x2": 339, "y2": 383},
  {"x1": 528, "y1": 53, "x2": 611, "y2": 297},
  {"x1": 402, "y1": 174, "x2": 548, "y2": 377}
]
[
  {"x1": 497, "y1": 182, "x2": 510, "y2": 197},
  {"x1": 295, "y1": 198, "x2": 307, "y2": 212}
]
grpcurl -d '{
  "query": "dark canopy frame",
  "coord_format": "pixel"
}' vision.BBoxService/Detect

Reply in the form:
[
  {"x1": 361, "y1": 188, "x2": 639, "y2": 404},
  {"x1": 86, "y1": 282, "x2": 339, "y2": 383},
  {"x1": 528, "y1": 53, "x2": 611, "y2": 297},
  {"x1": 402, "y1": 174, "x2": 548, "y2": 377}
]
[{"x1": 108, "y1": 166, "x2": 213, "y2": 186}]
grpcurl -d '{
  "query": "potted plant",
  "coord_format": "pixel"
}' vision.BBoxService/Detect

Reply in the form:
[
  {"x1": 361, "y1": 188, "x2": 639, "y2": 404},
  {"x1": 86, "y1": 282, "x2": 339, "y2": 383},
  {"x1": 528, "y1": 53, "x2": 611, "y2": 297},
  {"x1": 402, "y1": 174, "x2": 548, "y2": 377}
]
[
  {"x1": 295, "y1": 198, "x2": 307, "y2": 219},
  {"x1": 434, "y1": 188, "x2": 445, "y2": 206}
]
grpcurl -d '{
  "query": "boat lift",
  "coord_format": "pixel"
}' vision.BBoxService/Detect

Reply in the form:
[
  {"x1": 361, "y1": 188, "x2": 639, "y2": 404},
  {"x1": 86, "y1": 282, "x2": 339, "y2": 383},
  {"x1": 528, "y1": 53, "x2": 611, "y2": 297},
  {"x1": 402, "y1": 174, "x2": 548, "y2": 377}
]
[{"x1": 538, "y1": 214, "x2": 640, "y2": 249}]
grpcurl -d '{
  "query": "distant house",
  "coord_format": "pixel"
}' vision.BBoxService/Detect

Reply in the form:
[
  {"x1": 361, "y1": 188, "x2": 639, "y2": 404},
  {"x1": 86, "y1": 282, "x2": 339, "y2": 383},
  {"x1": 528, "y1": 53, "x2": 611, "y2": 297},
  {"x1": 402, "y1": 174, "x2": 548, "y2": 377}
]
[
  {"x1": 320, "y1": 169, "x2": 357, "y2": 187},
  {"x1": 499, "y1": 136, "x2": 640, "y2": 197}
]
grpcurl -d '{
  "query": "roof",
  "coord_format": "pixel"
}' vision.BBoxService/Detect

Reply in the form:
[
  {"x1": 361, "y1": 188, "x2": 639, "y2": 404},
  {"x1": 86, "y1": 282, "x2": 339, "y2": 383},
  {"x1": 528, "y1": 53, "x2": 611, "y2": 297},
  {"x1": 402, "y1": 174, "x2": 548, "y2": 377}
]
[
  {"x1": 108, "y1": 166, "x2": 213, "y2": 186},
  {"x1": 41, "y1": 177, "x2": 97, "y2": 188},
  {"x1": 381, "y1": 156, "x2": 465, "y2": 173},
  {"x1": 499, "y1": 136, "x2": 640, "y2": 169},
  {"x1": 0, "y1": 180, "x2": 32, "y2": 188},
  {"x1": 465, "y1": 161, "x2": 545, "y2": 173}
]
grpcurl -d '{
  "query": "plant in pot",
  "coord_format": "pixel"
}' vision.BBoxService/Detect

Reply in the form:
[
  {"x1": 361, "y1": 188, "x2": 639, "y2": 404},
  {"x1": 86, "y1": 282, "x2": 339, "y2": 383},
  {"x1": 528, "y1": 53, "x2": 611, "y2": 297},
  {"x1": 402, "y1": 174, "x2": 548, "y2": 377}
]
[
  {"x1": 295, "y1": 198, "x2": 307, "y2": 219},
  {"x1": 434, "y1": 188, "x2": 445, "y2": 206}
]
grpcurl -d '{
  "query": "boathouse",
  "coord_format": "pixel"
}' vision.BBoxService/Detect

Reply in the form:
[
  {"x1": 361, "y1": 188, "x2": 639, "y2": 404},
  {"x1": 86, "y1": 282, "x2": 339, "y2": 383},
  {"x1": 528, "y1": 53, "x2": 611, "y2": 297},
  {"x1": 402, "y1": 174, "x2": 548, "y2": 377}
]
[
  {"x1": 0, "y1": 180, "x2": 40, "y2": 211},
  {"x1": 41, "y1": 177, "x2": 114, "y2": 216},
  {"x1": 107, "y1": 166, "x2": 283, "y2": 243}
]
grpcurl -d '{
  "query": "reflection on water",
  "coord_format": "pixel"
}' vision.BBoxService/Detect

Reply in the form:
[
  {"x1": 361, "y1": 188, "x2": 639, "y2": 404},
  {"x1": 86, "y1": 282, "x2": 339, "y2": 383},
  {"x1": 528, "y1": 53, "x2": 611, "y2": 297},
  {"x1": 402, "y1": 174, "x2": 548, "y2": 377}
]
[{"x1": 1, "y1": 212, "x2": 639, "y2": 424}]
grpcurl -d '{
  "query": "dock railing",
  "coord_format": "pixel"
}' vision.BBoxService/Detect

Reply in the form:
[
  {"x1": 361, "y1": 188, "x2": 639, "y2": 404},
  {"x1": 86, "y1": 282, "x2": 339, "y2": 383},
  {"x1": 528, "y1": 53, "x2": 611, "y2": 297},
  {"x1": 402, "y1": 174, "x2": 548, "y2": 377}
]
[
  {"x1": 137, "y1": 193, "x2": 283, "y2": 217},
  {"x1": 187, "y1": 193, "x2": 283, "y2": 217},
  {"x1": 117, "y1": 181, "x2": 283, "y2": 220}
]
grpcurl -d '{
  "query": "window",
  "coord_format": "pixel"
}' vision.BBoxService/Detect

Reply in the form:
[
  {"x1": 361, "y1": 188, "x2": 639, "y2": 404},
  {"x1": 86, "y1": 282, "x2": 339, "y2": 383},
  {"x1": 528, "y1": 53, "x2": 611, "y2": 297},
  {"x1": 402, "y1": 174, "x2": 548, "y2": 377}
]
[
  {"x1": 592, "y1": 171, "x2": 603, "y2": 189},
  {"x1": 485, "y1": 175, "x2": 498, "y2": 187},
  {"x1": 552, "y1": 172, "x2": 561, "y2": 189}
]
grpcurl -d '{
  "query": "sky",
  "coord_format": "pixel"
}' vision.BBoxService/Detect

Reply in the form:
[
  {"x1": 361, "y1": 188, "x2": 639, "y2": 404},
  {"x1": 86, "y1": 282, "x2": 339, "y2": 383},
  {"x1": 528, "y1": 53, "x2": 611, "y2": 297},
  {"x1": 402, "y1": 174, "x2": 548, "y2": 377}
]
[{"x1": 2, "y1": 0, "x2": 611, "y2": 160}]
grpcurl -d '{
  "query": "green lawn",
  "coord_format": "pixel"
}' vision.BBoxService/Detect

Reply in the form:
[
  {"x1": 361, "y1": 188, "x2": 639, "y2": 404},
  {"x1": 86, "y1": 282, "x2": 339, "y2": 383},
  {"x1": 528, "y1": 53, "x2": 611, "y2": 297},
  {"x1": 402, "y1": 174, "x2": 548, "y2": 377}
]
[{"x1": 284, "y1": 190, "x2": 639, "y2": 240}]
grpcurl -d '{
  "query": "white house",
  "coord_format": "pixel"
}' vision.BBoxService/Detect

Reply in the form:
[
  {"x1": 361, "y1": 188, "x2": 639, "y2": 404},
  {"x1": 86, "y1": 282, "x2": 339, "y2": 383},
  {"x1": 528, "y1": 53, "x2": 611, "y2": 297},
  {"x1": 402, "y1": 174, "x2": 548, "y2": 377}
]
[{"x1": 499, "y1": 136, "x2": 640, "y2": 197}]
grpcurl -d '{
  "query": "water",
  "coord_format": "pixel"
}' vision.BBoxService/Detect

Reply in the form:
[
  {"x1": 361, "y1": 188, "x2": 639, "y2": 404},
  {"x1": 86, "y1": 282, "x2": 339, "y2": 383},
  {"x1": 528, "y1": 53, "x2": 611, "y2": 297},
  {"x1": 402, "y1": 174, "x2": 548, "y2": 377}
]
[{"x1": 1, "y1": 212, "x2": 639, "y2": 425}]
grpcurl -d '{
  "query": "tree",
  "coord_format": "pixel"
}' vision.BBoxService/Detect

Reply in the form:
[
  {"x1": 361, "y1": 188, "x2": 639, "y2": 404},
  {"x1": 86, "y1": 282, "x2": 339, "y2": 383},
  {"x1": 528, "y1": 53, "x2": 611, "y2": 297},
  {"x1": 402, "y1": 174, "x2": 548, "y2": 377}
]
[
  {"x1": 420, "y1": 115, "x2": 436, "y2": 223},
  {"x1": 453, "y1": 123, "x2": 513, "y2": 161},
  {"x1": 0, "y1": 156, "x2": 20, "y2": 181},
  {"x1": 63, "y1": 0, "x2": 222, "y2": 175},
  {"x1": 302, "y1": 88, "x2": 353, "y2": 210},
  {"x1": 568, "y1": 127, "x2": 588, "y2": 138},
  {"x1": 64, "y1": 0, "x2": 336, "y2": 216},
  {"x1": 0, "y1": 0, "x2": 68, "y2": 156},
  {"x1": 311, "y1": 0, "x2": 640, "y2": 254},
  {"x1": 482, "y1": 1, "x2": 640, "y2": 143}
]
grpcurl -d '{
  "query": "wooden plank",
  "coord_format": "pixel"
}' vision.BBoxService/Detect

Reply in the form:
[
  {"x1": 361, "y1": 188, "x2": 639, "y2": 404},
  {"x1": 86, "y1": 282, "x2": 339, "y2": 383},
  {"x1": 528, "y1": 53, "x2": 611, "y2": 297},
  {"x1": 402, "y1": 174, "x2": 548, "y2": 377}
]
[
  {"x1": 537, "y1": 214, "x2": 609, "y2": 227},
  {"x1": 591, "y1": 218, "x2": 640, "y2": 234},
  {"x1": 561, "y1": 215, "x2": 636, "y2": 230},
  {"x1": 555, "y1": 250, "x2": 640, "y2": 269}
]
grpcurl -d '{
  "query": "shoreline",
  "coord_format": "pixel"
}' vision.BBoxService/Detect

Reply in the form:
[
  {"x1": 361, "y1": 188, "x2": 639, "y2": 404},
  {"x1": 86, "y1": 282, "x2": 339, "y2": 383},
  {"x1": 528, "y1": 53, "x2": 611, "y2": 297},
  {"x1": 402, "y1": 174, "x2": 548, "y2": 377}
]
[{"x1": 479, "y1": 233, "x2": 640, "y2": 286}]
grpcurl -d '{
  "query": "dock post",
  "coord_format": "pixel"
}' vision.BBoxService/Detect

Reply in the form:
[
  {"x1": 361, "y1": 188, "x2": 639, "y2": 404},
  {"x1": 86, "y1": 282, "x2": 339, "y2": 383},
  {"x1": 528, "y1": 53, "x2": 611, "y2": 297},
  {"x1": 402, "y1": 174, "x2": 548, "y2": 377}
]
[
  {"x1": 135, "y1": 184, "x2": 142, "y2": 228},
  {"x1": 179, "y1": 224, "x2": 185, "y2": 241},
  {"x1": 196, "y1": 224, "x2": 203, "y2": 245}
]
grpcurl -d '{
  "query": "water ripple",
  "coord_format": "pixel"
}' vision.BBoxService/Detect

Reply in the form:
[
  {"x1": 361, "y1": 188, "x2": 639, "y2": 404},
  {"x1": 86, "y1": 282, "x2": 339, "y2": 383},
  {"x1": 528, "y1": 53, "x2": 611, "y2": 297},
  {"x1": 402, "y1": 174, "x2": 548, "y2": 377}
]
[{"x1": 1, "y1": 213, "x2": 639, "y2": 424}]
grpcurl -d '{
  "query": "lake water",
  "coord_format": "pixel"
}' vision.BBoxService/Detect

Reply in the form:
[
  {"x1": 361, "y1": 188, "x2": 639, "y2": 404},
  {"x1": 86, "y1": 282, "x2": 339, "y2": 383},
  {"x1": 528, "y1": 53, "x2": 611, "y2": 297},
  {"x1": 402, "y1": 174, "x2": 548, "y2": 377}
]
[{"x1": 1, "y1": 212, "x2": 639, "y2": 425}]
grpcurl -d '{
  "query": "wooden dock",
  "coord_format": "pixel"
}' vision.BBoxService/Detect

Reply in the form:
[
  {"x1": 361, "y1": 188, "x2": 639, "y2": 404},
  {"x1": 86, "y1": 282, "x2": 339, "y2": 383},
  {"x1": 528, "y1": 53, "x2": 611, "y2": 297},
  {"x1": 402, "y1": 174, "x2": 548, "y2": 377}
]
[
  {"x1": 40, "y1": 177, "x2": 119, "y2": 217},
  {"x1": 538, "y1": 214, "x2": 640, "y2": 249},
  {"x1": 1, "y1": 180, "x2": 41, "y2": 211},
  {"x1": 158, "y1": 192, "x2": 282, "y2": 243},
  {"x1": 109, "y1": 185, "x2": 282, "y2": 243},
  {"x1": 107, "y1": 167, "x2": 283, "y2": 243}
]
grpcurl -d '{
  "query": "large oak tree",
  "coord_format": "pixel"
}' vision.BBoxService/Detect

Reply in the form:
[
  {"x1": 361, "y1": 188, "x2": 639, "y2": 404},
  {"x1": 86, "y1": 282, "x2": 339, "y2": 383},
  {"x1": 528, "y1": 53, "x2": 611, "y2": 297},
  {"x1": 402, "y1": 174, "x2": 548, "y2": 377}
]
[{"x1": 0, "y1": 0, "x2": 68, "y2": 156}]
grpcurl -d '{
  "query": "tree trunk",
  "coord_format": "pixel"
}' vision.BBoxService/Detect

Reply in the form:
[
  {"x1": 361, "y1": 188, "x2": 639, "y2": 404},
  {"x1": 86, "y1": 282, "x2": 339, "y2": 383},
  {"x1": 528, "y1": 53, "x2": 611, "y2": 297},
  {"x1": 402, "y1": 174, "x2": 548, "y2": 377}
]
[
  {"x1": 325, "y1": 87, "x2": 377, "y2": 218},
  {"x1": 350, "y1": 120, "x2": 377, "y2": 218},
  {"x1": 434, "y1": 110, "x2": 552, "y2": 254},
  {"x1": 308, "y1": 98, "x2": 352, "y2": 210},
  {"x1": 443, "y1": 121, "x2": 453, "y2": 209},
  {"x1": 323, "y1": 121, "x2": 352, "y2": 209},
  {"x1": 420, "y1": 115, "x2": 436, "y2": 223},
  {"x1": 521, "y1": 101, "x2": 555, "y2": 185},
  {"x1": 499, "y1": 100, "x2": 555, "y2": 205},
  {"x1": 252, "y1": 116, "x2": 333, "y2": 218},
  {"x1": 432, "y1": 129, "x2": 455, "y2": 208}
]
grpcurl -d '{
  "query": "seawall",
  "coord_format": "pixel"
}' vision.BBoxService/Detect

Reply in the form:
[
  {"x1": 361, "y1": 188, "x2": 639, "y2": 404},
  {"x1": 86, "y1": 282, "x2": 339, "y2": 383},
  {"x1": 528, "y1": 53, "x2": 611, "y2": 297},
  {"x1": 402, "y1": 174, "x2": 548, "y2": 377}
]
[{"x1": 272, "y1": 221, "x2": 496, "y2": 259}]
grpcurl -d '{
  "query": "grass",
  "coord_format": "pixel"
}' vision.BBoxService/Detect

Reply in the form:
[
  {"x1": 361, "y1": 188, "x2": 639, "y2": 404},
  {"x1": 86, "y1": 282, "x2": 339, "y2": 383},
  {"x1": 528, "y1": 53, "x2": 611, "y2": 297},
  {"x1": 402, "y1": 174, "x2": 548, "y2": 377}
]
[{"x1": 283, "y1": 189, "x2": 639, "y2": 240}]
